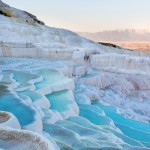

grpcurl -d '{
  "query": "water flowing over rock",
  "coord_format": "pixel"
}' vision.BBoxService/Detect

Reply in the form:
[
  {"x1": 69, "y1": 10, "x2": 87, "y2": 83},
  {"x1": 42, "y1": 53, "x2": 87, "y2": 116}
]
[{"x1": 0, "y1": 1, "x2": 150, "y2": 150}]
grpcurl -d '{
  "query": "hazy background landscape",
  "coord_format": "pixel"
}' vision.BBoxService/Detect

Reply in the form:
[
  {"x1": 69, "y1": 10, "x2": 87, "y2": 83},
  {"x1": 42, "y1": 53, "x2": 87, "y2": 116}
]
[
  {"x1": 79, "y1": 29, "x2": 150, "y2": 53},
  {"x1": 5, "y1": 0, "x2": 150, "y2": 53},
  {"x1": 1, "y1": 0, "x2": 150, "y2": 149}
]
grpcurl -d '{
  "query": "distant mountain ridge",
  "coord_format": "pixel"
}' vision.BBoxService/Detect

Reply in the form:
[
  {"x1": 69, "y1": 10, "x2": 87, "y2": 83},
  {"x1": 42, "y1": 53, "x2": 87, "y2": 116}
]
[{"x1": 78, "y1": 29, "x2": 150, "y2": 42}]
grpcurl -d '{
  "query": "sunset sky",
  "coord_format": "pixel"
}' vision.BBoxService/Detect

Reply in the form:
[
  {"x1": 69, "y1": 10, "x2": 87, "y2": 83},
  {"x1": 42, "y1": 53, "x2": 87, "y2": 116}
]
[{"x1": 4, "y1": 0, "x2": 150, "y2": 32}]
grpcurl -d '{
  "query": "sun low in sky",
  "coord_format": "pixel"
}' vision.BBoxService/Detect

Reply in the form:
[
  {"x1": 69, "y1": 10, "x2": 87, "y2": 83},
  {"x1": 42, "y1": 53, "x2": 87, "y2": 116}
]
[{"x1": 4, "y1": 0, "x2": 150, "y2": 32}]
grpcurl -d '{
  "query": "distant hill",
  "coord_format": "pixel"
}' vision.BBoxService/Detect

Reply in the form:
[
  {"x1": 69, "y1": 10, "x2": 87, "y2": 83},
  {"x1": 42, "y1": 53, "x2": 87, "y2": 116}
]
[{"x1": 78, "y1": 29, "x2": 150, "y2": 42}]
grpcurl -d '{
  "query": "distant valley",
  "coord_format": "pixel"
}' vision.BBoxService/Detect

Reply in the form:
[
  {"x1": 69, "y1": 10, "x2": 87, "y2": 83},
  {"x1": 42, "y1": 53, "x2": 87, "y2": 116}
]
[{"x1": 78, "y1": 29, "x2": 150, "y2": 53}]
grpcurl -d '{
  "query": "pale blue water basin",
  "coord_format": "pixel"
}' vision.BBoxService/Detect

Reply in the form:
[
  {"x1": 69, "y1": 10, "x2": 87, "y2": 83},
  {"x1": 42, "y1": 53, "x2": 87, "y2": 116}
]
[
  {"x1": 0, "y1": 85, "x2": 36, "y2": 126},
  {"x1": 94, "y1": 101, "x2": 150, "y2": 144},
  {"x1": 79, "y1": 104, "x2": 104, "y2": 115},
  {"x1": 115, "y1": 123, "x2": 150, "y2": 143},
  {"x1": 1, "y1": 71, "x2": 13, "y2": 84},
  {"x1": 80, "y1": 73, "x2": 99, "y2": 78},
  {"x1": 12, "y1": 71, "x2": 39, "y2": 83},
  {"x1": 94, "y1": 102, "x2": 150, "y2": 133},
  {"x1": 56, "y1": 120, "x2": 148, "y2": 149},
  {"x1": 10, "y1": 70, "x2": 40, "y2": 90},
  {"x1": 79, "y1": 104, "x2": 113, "y2": 125},
  {"x1": 34, "y1": 69, "x2": 71, "y2": 91},
  {"x1": 46, "y1": 90, "x2": 74, "y2": 113},
  {"x1": 68, "y1": 116, "x2": 145, "y2": 148},
  {"x1": 17, "y1": 90, "x2": 42, "y2": 102}
]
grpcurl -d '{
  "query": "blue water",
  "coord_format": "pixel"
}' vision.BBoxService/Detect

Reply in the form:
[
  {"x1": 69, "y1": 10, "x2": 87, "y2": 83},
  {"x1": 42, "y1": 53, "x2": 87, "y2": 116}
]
[
  {"x1": 18, "y1": 90, "x2": 42, "y2": 102},
  {"x1": 0, "y1": 85, "x2": 36, "y2": 126},
  {"x1": 35, "y1": 69, "x2": 70, "y2": 91},
  {"x1": 1, "y1": 58, "x2": 150, "y2": 149},
  {"x1": 93, "y1": 101, "x2": 150, "y2": 144},
  {"x1": 115, "y1": 123, "x2": 150, "y2": 143},
  {"x1": 79, "y1": 105, "x2": 112, "y2": 125},
  {"x1": 68, "y1": 116, "x2": 144, "y2": 147},
  {"x1": 46, "y1": 90, "x2": 74, "y2": 113},
  {"x1": 13, "y1": 71, "x2": 39, "y2": 83}
]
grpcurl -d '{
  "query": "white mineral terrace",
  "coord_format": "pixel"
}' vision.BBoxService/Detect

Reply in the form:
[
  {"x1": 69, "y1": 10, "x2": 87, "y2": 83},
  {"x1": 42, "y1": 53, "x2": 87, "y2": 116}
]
[{"x1": 0, "y1": 0, "x2": 150, "y2": 149}]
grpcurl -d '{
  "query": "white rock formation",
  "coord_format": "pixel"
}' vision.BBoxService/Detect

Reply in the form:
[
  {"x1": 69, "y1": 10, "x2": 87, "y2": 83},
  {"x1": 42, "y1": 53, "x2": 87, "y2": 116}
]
[
  {"x1": 0, "y1": 127, "x2": 58, "y2": 150},
  {"x1": 91, "y1": 53, "x2": 150, "y2": 75},
  {"x1": 0, "y1": 111, "x2": 21, "y2": 129},
  {"x1": 0, "y1": 1, "x2": 150, "y2": 150}
]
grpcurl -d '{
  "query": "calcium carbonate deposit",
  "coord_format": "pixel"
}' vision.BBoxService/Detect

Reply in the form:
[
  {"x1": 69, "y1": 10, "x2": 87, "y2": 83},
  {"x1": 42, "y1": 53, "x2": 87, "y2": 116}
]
[{"x1": 0, "y1": 1, "x2": 150, "y2": 150}]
